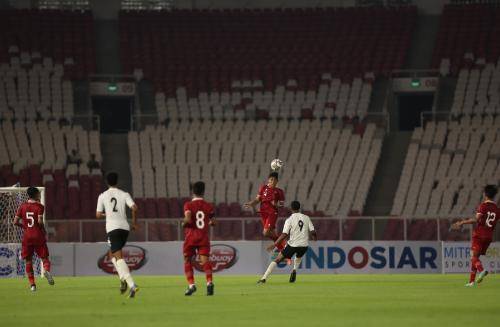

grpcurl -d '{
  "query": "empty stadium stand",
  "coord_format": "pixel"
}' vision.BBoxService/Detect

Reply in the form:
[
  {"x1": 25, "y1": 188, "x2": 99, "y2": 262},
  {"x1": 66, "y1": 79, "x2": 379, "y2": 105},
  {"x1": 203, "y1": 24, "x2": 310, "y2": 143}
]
[
  {"x1": 391, "y1": 115, "x2": 500, "y2": 218},
  {"x1": 128, "y1": 120, "x2": 383, "y2": 217}
]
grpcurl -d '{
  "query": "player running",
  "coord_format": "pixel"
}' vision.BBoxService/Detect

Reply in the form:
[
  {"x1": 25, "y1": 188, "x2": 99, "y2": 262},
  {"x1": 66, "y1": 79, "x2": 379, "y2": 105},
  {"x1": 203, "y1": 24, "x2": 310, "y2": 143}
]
[
  {"x1": 13, "y1": 187, "x2": 54, "y2": 291},
  {"x1": 182, "y1": 181, "x2": 216, "y2": 296},
  {"x1": 258, "y1": 200, "x2": 317, "y2": 283},
  {"x1": 96, "y1": 172, "x2": 139, "y2": 298},
  {"x1": 244, "y1": 172, "x2": 286, "y2": 252},
  {"x1": 452, "y1": 185, "x2": 499, "y2": 286}
]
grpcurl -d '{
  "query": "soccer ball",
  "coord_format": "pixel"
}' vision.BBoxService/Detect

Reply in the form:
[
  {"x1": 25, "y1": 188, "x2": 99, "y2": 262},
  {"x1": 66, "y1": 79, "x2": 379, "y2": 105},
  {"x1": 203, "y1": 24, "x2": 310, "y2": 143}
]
[{"x1": 270, "y1": 159, "x2": 283, "y2": 171}]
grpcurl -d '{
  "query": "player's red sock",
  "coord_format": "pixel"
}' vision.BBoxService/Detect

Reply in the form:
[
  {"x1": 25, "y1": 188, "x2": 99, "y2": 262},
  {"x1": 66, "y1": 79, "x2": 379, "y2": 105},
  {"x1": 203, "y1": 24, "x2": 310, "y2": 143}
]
[
  {"x1": 184, "y1": 261, "x2": 195, "y2": 285},
  {"x1": 277, "y1": 239, "x2": 287, "y2": 251},
  {"x1": 472, "y1": 256, "x2": 484, "y2": 273},
  {"x1": 203, "y1": 262, "x2": 213, "y2": 284},
  {"x1": 25, "y1": 261, "x2": 35, "y2": 285},
  {"x1": 42, "y1": 258, "x2": 51, "y2": 272}
]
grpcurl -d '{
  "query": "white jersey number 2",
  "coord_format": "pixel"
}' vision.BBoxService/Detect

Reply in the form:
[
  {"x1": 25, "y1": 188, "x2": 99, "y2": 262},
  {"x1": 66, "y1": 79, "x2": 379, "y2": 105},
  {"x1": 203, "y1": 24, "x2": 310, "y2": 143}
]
[
  {"x1": 486, "y1": 212, "x2": 496, "y2": 228},
  {"x1": 195, "y1": 211, "x2": 205, "y2": 229}
]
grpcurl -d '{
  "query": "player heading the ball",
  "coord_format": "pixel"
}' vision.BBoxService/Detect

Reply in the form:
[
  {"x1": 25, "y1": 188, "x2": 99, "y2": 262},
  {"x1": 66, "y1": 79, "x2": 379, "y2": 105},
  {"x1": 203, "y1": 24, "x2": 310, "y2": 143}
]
[
  {"x1": 13, "y1": 187, "x2": 54, "y2": 292},
  {"x1": 258, "y1": 200, "x2": 317, "y2": 284},
  {"x1": 96, "y1": 172, "x2": 139, "y2": 298},
  {"x1": 452, "y1": 184, "x2": 499, "y2": 287},
  {"x1": 244, "y1": 171, "x2": 287, "y2": 255},
  {"x1": 182, "y1": 181, "x2": 216, "y2": 296}
]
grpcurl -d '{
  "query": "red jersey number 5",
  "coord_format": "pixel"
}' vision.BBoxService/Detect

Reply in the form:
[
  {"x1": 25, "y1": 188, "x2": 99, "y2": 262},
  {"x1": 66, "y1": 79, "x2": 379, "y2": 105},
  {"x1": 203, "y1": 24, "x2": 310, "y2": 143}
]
[{"x1": 26, "y1": 212, "x2": 35, "y2": 227}]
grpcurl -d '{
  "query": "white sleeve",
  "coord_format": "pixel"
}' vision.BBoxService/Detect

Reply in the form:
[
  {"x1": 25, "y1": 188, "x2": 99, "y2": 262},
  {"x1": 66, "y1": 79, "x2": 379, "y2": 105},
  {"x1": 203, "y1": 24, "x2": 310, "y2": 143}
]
[
  {"x1": 96, "y1": 194, "x2": 104, "y2": 213},
  {"x1": 125, "y1": 193, "x2": 136, "y2": 208},
  {"x1": 282, "y1": 219, "x2": 292, "y2": 234},
  {"x1": 308, "y1": 216, "x2": 315, "y2": 231}
]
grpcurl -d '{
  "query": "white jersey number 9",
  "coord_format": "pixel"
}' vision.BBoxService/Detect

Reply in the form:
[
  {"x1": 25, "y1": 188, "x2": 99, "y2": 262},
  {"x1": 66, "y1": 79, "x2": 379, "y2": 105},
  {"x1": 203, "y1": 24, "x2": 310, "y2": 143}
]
[
  {"x1": 486, "y1": 212, "x2": 496, "y2": 228},
  {"x1": 195, "y1": 211, "x2": 205, "y2": 229}
]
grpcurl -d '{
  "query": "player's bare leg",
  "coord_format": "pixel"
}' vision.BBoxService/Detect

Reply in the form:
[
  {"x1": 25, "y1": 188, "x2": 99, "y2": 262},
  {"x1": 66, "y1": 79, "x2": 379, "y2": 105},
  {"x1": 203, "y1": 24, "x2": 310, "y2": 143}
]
[
  {"x1": 199, "y1": 255, "x2": 214, "y2": 296},
  {"x1": 184, "y1": 256, "x2": 197, "y2": 295},
  {"x1": 25, "y1": 256, "x2": 36, "y2": 291},
  {"x1": 40, "y1": 256, "x2": 54, "y2": 285},
  {"x1": 112, "y1": 250, "x2": 138, "y2": 298},
  {"x1": 258, "y1": 253, "x2": 285, "y2": 283}
]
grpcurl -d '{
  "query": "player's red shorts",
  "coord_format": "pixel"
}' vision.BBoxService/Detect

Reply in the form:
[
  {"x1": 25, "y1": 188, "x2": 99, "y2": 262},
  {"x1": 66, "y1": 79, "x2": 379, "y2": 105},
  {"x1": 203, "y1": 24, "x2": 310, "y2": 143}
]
[
  {"x1": 471, "y1": 236, "x2": 492, "y2": 255},
  {"x1": 21, "y1": 237, "x2": 49, "y2": 259},
  {"x1": 260, "y1": 211, "x2": 278, "y2": 230},
  {"x1": 182, "y1": 238, "x2": 210, "y2": 257}
]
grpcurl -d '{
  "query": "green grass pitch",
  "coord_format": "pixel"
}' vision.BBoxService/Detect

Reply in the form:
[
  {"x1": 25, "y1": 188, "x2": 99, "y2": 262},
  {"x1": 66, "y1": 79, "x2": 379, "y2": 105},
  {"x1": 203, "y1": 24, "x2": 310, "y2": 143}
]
[{"x1": 1, "y1": 274, "x2": 498, "y2": 327}]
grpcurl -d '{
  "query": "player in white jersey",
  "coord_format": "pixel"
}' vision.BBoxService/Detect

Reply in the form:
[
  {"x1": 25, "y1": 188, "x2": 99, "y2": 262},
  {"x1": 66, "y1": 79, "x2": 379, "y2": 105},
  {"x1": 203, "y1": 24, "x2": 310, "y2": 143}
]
[
  {"x1": 96, "y1": 172, "x2": 139, "y2": 298},
  {"x1": 258, "y1": 200, "x2": 317, "y2": 283}
]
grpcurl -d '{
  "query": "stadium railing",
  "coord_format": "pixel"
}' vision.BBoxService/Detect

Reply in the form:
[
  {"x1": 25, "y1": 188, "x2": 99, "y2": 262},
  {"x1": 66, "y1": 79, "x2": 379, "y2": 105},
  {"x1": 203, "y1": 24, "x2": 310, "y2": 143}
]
[{"x1": 45, "y1": 216, "x2": 484, "y2": 243}]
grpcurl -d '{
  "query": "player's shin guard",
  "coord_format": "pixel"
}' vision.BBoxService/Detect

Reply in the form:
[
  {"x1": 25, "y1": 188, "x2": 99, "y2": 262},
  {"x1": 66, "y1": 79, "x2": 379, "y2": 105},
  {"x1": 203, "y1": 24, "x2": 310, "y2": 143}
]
[
  {"x1": 116, "y1": 259, "x2": 135, "y2": 288},
  {"x1": 25, "y1": 261, "x2": 35, "y2": 285},
  {"x1": 203, "y1": 262, "x2": 213, "y2": 284},
  {"x1": 42, "y1": 258, "x2": 51, "y2": 272},
  {"x1": 184, "y1": 261, "x2": 195, "y2": 285},
  {"x1": 472, "y1": 256, "x2": 484, "y2": 273}
]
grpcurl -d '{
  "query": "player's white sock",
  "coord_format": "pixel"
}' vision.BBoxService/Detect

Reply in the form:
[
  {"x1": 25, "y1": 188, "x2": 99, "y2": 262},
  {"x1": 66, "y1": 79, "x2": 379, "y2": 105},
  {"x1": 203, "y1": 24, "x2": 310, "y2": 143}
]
[
  {"x1": 116, "y1": 259, "x2": 135, "y2": 288},
  {"x1": 262, "y1": 262, "x2": 277, "y2": 280},
  {"x1": 111, "y1": 257, "x2": 124, "y2": 281},
  {"x1": 293, "y1": 257, "x2": 302, "y2": 270}
]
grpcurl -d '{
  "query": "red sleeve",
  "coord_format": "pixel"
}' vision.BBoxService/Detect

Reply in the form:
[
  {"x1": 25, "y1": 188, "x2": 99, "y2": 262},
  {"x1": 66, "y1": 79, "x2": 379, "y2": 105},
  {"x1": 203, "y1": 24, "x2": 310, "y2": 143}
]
[
  {"x1": 476, "y1": 204, "x2": 487, "y2": 215},
  {"x1": 39, "y1": 204, "x2": 45, "y2": 216},
  {"x1": 257, "y1": 185, "x2": 264, "y2": 198},
  {"x1": 183, "y1": 202, "x2": 191, "y2": 213},
  {"x1": 279, "y1": 189, "x2": 285, "y2": 201}
]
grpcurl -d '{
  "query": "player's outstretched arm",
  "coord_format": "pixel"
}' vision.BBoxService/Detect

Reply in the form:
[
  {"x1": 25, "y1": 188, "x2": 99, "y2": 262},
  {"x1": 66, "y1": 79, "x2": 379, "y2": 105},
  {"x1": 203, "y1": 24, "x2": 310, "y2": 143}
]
[
  {"x1": 310, "y1": 230, "x2": 318, "y2": 241},
  {"x1": 451, "y1": 213, "x2": 481, "y2": 230},
  {"x1": 96, "y1": 211, "x2": 106, "y2": 219},
  {"x1": 244, "y1": 196, "x2": 260, "y2": 209}
]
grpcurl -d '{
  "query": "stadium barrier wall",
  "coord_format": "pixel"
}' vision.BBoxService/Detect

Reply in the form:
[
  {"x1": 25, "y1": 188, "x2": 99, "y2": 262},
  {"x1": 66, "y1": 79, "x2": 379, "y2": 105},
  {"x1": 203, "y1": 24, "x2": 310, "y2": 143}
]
[
  {"x1": 1, "y1": 242, "x2": 500, "y2": 277},
  {"x1": 442, "y1": 242, "x2": 500, "y2": 274}
]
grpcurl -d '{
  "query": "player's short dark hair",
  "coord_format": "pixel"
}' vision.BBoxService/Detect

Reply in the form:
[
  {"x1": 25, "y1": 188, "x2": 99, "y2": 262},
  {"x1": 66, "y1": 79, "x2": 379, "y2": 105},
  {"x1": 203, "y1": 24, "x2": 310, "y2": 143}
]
[
  {"x1": 268, "y1": 172, "x2": 279, "y2": 180},
  {"x1": 107, "y1": 172, "x2": 118, "y2": 186},
  {"x1": 484, "y1": 184, "x2": 498, "y2": 199},
  {"x1": 27, "y1": 187, "x2": 40, "y2": 199},
  {"x1": 291, "y1": 200, "x2": 301, "y2": 211},
  {"x1": 193, "y1": 181, "x2": 205, "y2": 196}
]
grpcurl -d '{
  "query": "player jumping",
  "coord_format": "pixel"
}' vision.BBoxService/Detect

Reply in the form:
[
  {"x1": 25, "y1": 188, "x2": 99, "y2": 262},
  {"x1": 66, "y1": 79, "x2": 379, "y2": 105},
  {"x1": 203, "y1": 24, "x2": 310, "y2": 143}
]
[
  {"x1": 13, "y1": 186, "x2": 54, "y2": 291},
  {"x1": 182, "y1": 181, "x2": 216, "y2": 296},
  {"x1": 96, "y1": 172, "x2": 139, "y2": 298},
  {"x1": 244, "y1": 172, "x2": 287, "y2": 253},
  {"x1": 258, "y1": 200, "x2": 317, "y2": 283},
  {"x1": 452, "y1": 184, "x2": 499, "y2": 287}
]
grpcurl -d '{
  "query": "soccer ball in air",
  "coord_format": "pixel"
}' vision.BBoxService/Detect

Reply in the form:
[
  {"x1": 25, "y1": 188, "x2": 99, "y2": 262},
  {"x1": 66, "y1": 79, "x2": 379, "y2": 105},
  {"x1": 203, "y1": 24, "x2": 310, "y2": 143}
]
[{"x1": 270, "y1": 159, "x2": 283, "y2": 171}]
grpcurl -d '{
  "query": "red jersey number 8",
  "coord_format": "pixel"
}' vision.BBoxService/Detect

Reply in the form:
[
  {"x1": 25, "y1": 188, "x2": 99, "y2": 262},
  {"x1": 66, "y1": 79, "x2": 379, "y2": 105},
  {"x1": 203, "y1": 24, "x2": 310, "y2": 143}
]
[
  {"x1": 486, "y1": 212, "x2": 496, "y2": 228},
  {"x1": 195, "y1": 211, "x2": 205, "y2": 229}
]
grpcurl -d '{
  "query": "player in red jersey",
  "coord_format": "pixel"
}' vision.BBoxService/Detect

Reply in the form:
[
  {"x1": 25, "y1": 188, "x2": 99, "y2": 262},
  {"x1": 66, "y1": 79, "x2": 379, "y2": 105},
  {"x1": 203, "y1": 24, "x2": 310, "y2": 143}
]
[
  {"x1": 13, "y1": 187, "x2": 54, "y2": 291},
  {"x1": 182, "y1": 181, "x2": 216, "y2": 296},
  {"x1": 244, "y1": 172, "x2": 287, "y2": 252},
  {"x1": 452, "y1": 185, "x2": 499, "y2": 286}
]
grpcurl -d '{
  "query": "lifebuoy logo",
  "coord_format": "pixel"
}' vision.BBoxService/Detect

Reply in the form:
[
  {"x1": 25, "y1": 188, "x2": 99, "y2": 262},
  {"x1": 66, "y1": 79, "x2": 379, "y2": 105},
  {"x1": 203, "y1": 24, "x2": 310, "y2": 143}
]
[
  {"x1": 193, "y1": 244, "x2": 238, "y2": 272},
  {"x1": 98, "y1": 245, "x2": 147, "y2": 274}
]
